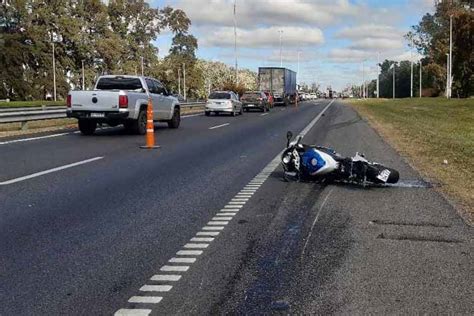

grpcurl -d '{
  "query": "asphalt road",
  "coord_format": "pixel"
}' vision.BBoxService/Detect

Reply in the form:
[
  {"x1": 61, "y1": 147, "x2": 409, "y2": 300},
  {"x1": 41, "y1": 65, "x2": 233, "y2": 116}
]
[{"x1": 0, "y1": 100, "x2": 472, "y2": 315}]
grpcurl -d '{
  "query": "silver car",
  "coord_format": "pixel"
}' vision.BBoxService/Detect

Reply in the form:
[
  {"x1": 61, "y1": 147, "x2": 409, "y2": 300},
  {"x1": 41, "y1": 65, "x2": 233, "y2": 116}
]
[{"x1": 205, "y1": 91, "x2": 243, "y2": 116}]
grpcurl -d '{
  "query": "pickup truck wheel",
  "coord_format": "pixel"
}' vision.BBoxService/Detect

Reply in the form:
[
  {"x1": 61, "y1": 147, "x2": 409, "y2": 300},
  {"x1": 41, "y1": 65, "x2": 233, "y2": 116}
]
[
  {"x1": 133, "y1": 109, "x2": 147, "y2": 135},
  {"x1": 78, "y1": 119, "x2": 97, "y2": 135},
  {"x1": 168, "y1": 107, "x2": 180, "y2": 128}
]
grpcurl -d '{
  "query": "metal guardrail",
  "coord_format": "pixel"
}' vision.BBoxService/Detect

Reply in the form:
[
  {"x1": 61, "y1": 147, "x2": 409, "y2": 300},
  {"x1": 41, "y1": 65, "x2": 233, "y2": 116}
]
[{"x1": 0, "y1": 102, "x2": 206, "y2": 128}]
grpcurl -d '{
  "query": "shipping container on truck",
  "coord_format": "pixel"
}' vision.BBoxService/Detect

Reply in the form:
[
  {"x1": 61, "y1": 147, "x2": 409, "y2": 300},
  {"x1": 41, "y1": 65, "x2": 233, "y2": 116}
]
[{"x1": 258, "y1": 67, "x2": 297, "y2": 106}]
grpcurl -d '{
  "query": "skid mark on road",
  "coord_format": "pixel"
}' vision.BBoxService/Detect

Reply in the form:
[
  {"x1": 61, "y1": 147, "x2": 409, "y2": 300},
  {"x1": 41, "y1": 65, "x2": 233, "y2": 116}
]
[{"x1": 113, "y1": 100, "x2": 335, "y2": 316}]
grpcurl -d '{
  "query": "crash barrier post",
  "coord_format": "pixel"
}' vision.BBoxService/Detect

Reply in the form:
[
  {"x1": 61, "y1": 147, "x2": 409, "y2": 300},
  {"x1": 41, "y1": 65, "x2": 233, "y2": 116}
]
[{"x1": 140, "y1": 98, "x2": 160, "y2": 150}]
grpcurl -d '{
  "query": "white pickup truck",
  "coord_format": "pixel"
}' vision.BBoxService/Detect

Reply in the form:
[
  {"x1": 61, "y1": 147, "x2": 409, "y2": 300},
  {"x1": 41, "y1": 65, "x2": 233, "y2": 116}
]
[{"x1": 67, "y1": 75, "x2": 180, "y2": 135}]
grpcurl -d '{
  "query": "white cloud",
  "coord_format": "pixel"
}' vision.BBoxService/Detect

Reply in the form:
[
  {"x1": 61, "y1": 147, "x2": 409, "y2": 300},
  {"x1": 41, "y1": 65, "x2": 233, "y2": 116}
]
[
  {"x1": 201, "y1": 26, "x2": 324, "y2": 48},
  {"x1": 174, "y1": 0, "x2": 360, "y2": 29},
  {"x1": 337, "y1": 24, "x2": 404, "y2": 40}
]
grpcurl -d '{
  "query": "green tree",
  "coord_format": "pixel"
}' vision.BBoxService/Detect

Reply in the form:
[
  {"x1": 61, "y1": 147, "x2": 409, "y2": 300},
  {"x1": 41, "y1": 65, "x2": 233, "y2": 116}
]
[{"x1": 407, "y1": 0, "x2": 473, "y2": 97}]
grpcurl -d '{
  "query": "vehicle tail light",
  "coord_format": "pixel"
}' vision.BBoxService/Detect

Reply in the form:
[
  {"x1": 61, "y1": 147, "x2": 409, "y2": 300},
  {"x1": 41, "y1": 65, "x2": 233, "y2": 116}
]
[
  {"x1": 66, "y1": 94, "x2": 71, "y2": 108},
  {"x1": 119, "y1": 95, "x2": 128, "y2": 108}
]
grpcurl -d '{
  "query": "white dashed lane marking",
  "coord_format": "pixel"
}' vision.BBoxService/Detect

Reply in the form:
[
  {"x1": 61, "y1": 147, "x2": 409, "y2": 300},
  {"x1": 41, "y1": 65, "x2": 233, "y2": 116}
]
[
  {"x1": 0, "y1": 157, "x2": 104, "y2": 186},
  {"x1": 128, "y1": 296, "x2": 163, "y2": 304},
  {"x1": 113, "y1": 100, "x2": 335, "y2": 315},
  {"x1": 150, "y1": 275, "x2": 182, "y2": 282},
  {"x1": 140, "y1": 285, "x2": 172, "y2": 292},
  {"x1": 209, "y1": 123, "x2": 229, "y2": 130}
]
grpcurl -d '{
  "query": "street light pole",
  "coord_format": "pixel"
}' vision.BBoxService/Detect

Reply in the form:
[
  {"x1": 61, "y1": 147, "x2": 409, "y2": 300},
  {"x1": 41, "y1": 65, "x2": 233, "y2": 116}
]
[
  {"x1": 278, "y1": 30, "x2": 283, "y2": 67},
  {"x1": 183, "y1": 63, "x2": 186, "y2": 101},
  {"x1": 82, "y1": 60, "x2": 85, "y2": 90},
  {"x1": 392, "y1": 63, "x2": 396, "y2": 99},
  {"x1": 410, "y1": 40, "x2": 414, "y2": 98},
  {"x1": 52, "y1": 42, "x2": 57, "y2": 101},
  {"x1": 419, "y1": 60, "x2": 422, "y2": 98},
  {"x1": 362, "y1": 60, "x2": 365, "y2": 98},
  {"x1": 141, "y1": 57, "x2": 144, "y2": 76},
  {"x1": 178, "y1": 68, "x2": 181, "y2": 96},
  {"x1": 233, "y1": 0, "x2": 238, "y2": 84},
  {"x1": 449, "y1": 14, "x2": 453, "y2": 98},
  {"x1": 446, "y1": 53, "x2": 449, "y2": 98},
  {"x1": 377, "y1": 52, "x2": 380, "y2": 98},
  {"x1": 297, "y1": 50, "x2": 301, "y2": 84}
]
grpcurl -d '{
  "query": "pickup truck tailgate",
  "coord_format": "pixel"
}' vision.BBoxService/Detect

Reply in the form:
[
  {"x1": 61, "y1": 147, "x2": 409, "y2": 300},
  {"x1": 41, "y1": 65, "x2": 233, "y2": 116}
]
[{"x1": 70, "y1": 91, "x2": 121, "y2": 111}]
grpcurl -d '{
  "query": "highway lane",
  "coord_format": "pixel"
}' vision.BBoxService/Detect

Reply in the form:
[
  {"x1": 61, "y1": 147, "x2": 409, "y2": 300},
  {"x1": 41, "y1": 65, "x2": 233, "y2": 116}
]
[
  {"x1": 1, "y1": 99, "x2": 472, "y2": 315},
  {"x1": 0, "y1": 100, "x2": 331, "y2": 315}
]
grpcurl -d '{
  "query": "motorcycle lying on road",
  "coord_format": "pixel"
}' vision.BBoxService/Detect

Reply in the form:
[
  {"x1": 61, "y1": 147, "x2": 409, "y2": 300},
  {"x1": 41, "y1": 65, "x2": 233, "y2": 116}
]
[{"x1": 281, "y1": 131, "x2": 399, "y2": 185}]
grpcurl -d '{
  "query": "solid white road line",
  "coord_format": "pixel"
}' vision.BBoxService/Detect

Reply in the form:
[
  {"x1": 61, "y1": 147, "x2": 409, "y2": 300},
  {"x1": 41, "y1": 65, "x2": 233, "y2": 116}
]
[
  {"x1": 0, "y1": 157, "x2": 104, "y2": 185},
  {"x1": 169, "y1": 257, "x2": 196, "y2": 263},
  {"x1": 160, "y1": 265, "x2": 190, "y2": 272},
  {"x1": 115, "y1": 309, "x2": 152, "y2": 316},
  {"x1": 128, "y1": 296, "x2": 163, "y2": 304},
  {"x1": 209, "y1": 123, "x2": 229, "y2": 130},
  {"x1": 260, "y1": 113, "x2": 269, "y2": 116},
  {"x1": 177, "y1": 250, "x2": 203, "y2": 256},
  {"x1": 140, "y1": 285, "x2": 172, "y2": 292},
  {"x1": 196, "y1": 231, "x2": 220, "y2": 236},
  {"x1": 150, "y1": 275, "x2": 182, "y2": 282},
  {"x1": 0, "y1": 132, "x2": 70, "y2": 145}
]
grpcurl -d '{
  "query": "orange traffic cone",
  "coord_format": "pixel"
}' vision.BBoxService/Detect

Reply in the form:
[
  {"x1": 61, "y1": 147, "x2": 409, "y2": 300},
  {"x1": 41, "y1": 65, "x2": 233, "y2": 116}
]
[{"x1": 140, "y1": 98, "x2": 160, "y2": 149}]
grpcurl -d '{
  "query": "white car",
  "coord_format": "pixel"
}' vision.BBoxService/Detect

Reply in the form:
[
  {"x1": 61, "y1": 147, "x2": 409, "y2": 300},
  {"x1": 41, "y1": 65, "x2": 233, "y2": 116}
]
[{"x1": 205, "y1": 91, "x2": 243, "y2": 116}]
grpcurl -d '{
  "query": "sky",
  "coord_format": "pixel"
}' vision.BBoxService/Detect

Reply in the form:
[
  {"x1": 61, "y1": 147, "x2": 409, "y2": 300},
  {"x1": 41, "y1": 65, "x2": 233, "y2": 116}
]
[{"x1": 151, "y1": 0, "x2": 435, "y2": 91}]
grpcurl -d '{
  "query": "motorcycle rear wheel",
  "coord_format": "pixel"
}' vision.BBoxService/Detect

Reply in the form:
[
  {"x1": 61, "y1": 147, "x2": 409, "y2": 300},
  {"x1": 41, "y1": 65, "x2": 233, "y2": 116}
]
[{"x1": 366, "y1": 164, "x2": 399, "y2": 184}]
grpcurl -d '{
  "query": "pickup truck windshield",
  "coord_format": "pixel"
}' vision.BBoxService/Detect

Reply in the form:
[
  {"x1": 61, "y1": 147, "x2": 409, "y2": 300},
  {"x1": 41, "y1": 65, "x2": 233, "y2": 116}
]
[
  {"x1": 209, "y1": 92, "x2": 230, "y2": 99},
  {"x1": 96, "y1": 77, "x2": 143, "y2": 91}
]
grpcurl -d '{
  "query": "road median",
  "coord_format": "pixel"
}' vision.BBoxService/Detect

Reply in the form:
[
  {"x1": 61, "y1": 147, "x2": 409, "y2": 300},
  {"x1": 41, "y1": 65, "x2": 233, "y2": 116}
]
[{"x1": 347, "y1": 98, "x2": 473, "y2": 224}]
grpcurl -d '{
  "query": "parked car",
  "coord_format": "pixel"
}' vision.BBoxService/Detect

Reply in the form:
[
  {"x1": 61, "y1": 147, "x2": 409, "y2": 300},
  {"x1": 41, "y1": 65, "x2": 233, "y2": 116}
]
[
  {"x1": 263, "y1": 91, "x2": 274, "y2": 108},
  {"x1": 67, "y1": 75, "x2": 180, "y2": 135},
  {"x1": 241, "y1": 91, "x2": 270, "y2": 112},
  {"x1": 205, "y1": 91, "x2": 243, "y2": 116}
]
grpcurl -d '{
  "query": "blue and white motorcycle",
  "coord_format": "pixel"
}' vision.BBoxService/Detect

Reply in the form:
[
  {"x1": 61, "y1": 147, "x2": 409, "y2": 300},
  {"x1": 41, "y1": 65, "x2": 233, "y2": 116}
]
[{"x1": 281, "y1": 131, "x2": 399, "y2": 185}]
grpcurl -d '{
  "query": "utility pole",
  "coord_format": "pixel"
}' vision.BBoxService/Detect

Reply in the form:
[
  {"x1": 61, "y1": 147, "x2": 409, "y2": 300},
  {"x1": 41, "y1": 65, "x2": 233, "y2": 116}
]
[
  {"x1": 183, "y1": 63, "x2": 186, "y2": 101},
  {"x1": 141, "y1": 57, "x2": 144, "y2": 76},
  {"x1": 52, "y1": 42, "x2": 57, "y2": 101},
  {"x1": 178, "y1": 68, "x2": 181, "y2": 96},
  {"x1": 82, "y1": 60, "x2": 85, "y2": 90},
  {"x1": 419, "y1": 60, "x2": 422, "y2": 98},
  {"x1": 449, "y1": 14, "x2": 453, "y2": 98},
  {"x1": 278, "y1": 30, "x2": 283, "y2": 67},
  {"x1": 377, "y1": 52, "x2": 380, "y2": 98},
  {"x1": 233, "y1": 0, "x2": 238, "y2": 84}
]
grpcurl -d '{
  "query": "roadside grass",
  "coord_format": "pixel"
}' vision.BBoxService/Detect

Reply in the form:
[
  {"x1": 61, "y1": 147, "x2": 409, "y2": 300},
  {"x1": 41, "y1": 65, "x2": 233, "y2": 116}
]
[
  {"x1": 0, "y1": 100, "x2": 65, "y2": 107},
  {"x1": 347, "y1": 98, "x2": 473, "y2": 223}
]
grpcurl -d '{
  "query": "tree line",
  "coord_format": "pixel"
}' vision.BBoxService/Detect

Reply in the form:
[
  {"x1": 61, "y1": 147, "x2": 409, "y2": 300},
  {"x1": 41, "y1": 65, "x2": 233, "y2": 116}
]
[
  {"x1": 0, "y1": 0, "x2": 257, "y2": 101},
  {"x1": 351, "y1": 0, "x2": 472, "y2": 98}
]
